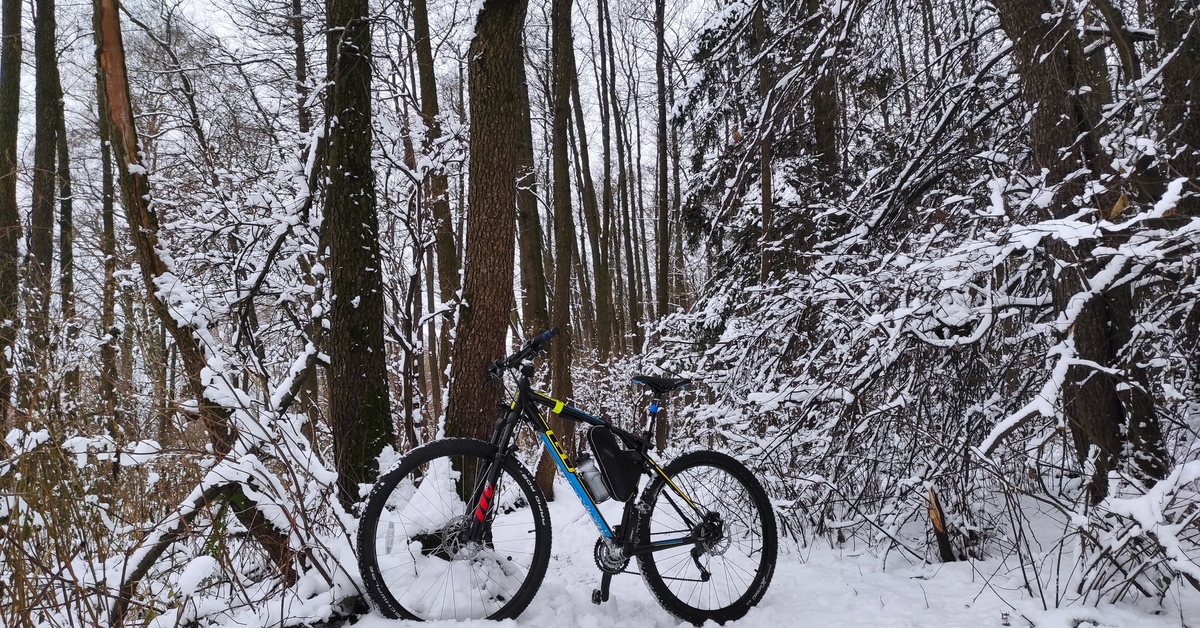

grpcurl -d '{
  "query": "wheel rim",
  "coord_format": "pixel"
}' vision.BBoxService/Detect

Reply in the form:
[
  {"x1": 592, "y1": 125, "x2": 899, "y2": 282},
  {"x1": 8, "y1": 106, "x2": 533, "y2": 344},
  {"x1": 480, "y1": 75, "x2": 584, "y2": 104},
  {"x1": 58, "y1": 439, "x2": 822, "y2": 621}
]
[
  {"x1": 644, "y1": 463, "x2": 767, "y2": 612},
  {"x1": 366, "y1": 452, "x2": 541, "y2": 620}
]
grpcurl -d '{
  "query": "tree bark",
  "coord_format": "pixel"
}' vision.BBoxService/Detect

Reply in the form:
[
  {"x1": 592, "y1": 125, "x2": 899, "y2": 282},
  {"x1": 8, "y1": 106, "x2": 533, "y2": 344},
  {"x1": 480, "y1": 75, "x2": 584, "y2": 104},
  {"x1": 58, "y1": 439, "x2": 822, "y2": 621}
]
[
  {"x1": 326, "y1": 0, "x2": 392, "y2": 506},
  {"x1": 96, "y1": 75, "x2": 121, "y2": 448},
  {"x1": 1154, "y1": 0, "x2": 1200, "y2": 216},
  {"x1": 445, "y1": 0, "x2": 529, "y2": 440},
  {"x1": 536, "y1": 0, "x2": 578, "y2": 498},
  {"x1": 992, "y1": 0, "x2": 1165, "y2": 502},
  {"x1": 414, "y1": 0, "x2": 461, "y2": 390},
  {"x1": 0, "y1": 0, "x2": 21, "y2": 426},
  {"x1": 571, "y1": 60, "x2": 611, "y2": 360},
  {"x1": 28, "y1": 0, "x2": 58, "y2": 413},
  {"x1": 516, "y1": 72, "x2": 549, "y2": 335},
  {"x1": 808, "y1": 0, "x2": 839, "y2": 192},
  {"x1": 991, "y1": 0, "x2": 1105, "y2": 208},
  {"x1": 55, "y1": 40, "x2": 76, "y2": 413},
  {"x1": 655, "y1": 0, "x2": 672, "y2": 311}
]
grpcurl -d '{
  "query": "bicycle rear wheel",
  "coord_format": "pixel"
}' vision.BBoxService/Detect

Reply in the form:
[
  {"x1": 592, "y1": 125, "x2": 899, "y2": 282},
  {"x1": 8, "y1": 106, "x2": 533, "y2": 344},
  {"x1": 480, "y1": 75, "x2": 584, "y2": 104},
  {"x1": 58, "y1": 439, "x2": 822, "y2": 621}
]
[
  {"x1": 636, "y1": 450, "x2": 777, "y2": 625},
  {"x1": 357, "y1": 438, "x2": 551, "y2": 621}
]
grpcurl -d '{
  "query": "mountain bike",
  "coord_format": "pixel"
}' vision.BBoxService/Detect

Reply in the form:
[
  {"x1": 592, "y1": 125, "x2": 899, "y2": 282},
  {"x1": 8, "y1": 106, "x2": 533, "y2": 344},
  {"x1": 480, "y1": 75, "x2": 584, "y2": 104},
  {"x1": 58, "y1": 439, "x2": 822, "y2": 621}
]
[{"x1": 356, "y1": 329, "x2": 776, "y2": 624}]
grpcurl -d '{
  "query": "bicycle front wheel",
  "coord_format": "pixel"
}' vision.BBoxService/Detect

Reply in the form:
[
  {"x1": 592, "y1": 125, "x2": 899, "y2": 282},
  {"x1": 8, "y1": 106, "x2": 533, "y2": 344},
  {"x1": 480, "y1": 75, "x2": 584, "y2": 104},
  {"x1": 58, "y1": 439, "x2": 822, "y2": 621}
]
[
  {"x1": 637, "y1": 450, "x2": 777, "y2": 625},
  {"x1": 357, "y1": 438, "x2": 551, "y2": 621}
]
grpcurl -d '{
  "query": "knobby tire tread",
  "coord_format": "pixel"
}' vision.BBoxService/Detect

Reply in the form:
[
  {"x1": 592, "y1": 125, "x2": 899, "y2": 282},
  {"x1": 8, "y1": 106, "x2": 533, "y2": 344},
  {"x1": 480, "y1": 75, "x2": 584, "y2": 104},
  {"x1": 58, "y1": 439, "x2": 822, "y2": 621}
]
[
  {"x1": 356, "y1": 438, "x2": 552, "y2": 621},
  {"x1": 636, "y1": 450, "x2": 777, "y2": 625}
]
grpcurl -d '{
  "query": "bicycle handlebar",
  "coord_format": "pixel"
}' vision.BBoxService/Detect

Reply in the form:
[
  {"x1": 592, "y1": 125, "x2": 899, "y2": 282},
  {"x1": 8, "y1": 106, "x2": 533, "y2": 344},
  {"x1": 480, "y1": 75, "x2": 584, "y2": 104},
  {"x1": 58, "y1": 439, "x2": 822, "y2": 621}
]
[{"x1": 487, "y1": 328, "x2": 559, "y2": 379}]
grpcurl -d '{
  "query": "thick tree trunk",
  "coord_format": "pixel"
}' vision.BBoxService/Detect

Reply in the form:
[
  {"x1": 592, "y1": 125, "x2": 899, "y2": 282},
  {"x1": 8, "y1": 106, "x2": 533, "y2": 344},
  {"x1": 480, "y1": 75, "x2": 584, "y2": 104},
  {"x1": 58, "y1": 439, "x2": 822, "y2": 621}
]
[
  {"x1": 992, "y1": 0, "x2": 1105, "y2": 207},
  {"x1": 326, "y1": 0, "x2": 392, "y2": 506},
  {"x1": 0, "y1": 0, "x2": 21, "y2": 425},
  {"x1": 445, "y1": 0, "x2": 529, "y2": 440},
  {"x1": 992, "y1": 0, "x2": 1165, "y2": 502}
]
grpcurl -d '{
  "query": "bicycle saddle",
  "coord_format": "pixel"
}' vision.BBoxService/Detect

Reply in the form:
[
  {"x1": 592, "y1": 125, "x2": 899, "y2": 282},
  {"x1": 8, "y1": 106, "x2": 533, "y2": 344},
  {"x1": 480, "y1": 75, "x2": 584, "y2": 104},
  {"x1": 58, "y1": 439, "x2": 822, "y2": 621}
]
[{"x1": 631, "y1": 375, "x2": 692, "y2": 396}]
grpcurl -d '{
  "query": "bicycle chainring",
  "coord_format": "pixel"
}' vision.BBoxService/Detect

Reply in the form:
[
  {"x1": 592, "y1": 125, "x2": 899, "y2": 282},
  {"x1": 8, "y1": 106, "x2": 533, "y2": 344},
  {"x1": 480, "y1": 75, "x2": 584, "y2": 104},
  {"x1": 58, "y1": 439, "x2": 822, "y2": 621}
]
[{"x1": 593, "y1": 537, "x2": 630, "y2": 575}]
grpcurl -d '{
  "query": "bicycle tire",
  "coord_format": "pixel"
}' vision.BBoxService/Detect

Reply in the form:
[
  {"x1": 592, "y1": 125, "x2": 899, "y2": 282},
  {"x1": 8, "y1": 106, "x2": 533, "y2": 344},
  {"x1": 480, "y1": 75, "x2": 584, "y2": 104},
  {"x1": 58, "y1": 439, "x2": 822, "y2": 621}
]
[
  {"x1": 356, "y1": 438, "x2": 551, "y2": 621},
  {"x1": 636, "y1": 450, "x2": 777, "y2": 625}
]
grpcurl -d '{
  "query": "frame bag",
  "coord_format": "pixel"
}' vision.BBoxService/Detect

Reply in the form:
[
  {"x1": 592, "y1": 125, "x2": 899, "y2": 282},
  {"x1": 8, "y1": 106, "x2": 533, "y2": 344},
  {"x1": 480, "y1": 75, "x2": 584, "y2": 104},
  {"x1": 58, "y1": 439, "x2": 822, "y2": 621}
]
[{"x1": 587, "y1": 426, "x2": 641, "y2": 502}]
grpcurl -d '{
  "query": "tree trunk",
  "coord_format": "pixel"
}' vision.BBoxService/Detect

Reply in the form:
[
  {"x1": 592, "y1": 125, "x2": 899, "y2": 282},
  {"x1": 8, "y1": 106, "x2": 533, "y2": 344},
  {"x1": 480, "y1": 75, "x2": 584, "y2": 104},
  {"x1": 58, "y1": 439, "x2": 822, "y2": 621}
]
[
  {"x1": 94, "y1": 0, "x2": 296, "y2": 605},
  {"x1": 326, "y1": 0, "x2": 392, "y2": 506},
  {"x1": 445, "y1": 0, "x2": 529, "y2": 440},
  {"x1": 28, "y1": 0, "x2": 58, "y2": 414},
  {"x1": 655, "y1": 0, "x2": 671, "y2": 312},
  {"x1": 603, "y1": 0, "x2": 639, "y2": 351},
  {"x1": 292, "y1": 0, "x2": 310, "y2": 134},
  {"x1": 516, "y1": 72, "x2": 549, "y2": 335},
  {"x1": 414, "y1": 0, "x2": 461, "y2": 389},
  {"x1": 536, "y1": 0, "x2": 578, "y2": 498},
  {"x1": 55, "y1": 46, "x2": 76, "y2": 414},
  {"x1": 808, "y1": 0, "x2": 839, "y2": 192},
  {"x1": 0, "y1": 0, "x2": 21, "y2": 426},
  {"x1": 992, "y1": 0, "x2": 1165, "y2": 502},
  {"x1": 96, "y1": 76, "x2": 121, "y2": 448},
  {"x1": 1154, "y1": 0, "x2": 1200, "y2": 216},
  {"x1": 596, "y1": 0, "x2": 623, "y2": 354},
  {"x1": 570, "y1": 56, "x2": 611, "y2": 360},
  {"x1": 753, "y1": 0, "x2": 774, "y2": 282},
  {"x1": 991, "y1": 0, "x2": 1105, "y2": 207}
]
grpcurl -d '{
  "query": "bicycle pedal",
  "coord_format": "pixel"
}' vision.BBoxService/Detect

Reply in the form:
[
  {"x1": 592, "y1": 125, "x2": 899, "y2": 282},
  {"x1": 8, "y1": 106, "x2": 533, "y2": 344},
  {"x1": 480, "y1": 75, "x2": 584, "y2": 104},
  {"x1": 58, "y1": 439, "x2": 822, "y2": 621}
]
[{"x1": 591, "y1": 589, "x2": 603, "y2": 605}]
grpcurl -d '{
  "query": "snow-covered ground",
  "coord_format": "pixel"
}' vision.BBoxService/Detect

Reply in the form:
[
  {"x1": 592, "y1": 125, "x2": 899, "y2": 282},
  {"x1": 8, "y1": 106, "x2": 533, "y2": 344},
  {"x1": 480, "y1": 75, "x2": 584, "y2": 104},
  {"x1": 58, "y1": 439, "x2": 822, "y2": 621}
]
[{"x1": 353, "y1": 482, "x2": 1199, "y2": 628}]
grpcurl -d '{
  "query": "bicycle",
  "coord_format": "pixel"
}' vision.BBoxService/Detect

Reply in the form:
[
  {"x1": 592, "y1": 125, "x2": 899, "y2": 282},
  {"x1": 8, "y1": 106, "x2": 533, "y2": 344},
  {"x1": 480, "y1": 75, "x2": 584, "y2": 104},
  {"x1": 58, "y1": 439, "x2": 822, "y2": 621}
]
[{"x1": 356, "y1": 329, "x2": 777, "y2": 624}]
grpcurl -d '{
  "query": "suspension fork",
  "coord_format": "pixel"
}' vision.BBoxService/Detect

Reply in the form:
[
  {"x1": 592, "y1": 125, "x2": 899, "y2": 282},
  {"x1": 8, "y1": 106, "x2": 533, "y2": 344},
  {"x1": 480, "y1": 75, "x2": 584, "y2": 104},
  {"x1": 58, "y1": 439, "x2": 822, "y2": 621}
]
[{"x1": 465, "y1": 407, "x2": 522, "y2": 540}]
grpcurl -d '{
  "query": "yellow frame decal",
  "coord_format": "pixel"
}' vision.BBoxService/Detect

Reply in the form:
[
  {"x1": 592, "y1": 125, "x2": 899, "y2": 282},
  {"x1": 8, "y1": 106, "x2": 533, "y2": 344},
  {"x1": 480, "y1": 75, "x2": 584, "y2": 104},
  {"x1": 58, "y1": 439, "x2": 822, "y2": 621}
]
[{"x1": 649, "y1": 458, "x2": 697, "y2": 509}]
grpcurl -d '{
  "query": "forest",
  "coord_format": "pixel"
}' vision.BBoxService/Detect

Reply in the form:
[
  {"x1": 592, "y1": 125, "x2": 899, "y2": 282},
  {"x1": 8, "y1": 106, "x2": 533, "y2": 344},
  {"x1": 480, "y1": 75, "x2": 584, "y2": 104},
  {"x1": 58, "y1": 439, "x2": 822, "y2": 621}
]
[{"x1": 0, "y1": 0, "x2": 1198, "y2": 625}]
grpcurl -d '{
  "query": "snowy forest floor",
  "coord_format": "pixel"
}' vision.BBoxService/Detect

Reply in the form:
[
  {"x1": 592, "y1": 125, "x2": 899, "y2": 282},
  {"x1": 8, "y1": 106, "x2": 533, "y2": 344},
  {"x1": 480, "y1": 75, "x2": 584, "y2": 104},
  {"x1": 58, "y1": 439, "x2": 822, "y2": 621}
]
[{"x1": 350, "y1": 479, "x2": 1200, "y2": 628}]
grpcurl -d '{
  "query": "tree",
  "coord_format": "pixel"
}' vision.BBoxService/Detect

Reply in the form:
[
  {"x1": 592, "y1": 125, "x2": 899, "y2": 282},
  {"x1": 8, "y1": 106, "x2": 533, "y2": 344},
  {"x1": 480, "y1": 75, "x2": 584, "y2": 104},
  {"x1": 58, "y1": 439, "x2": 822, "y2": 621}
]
[
  {"x1": 1153, "y1": 0, "x2": 1200, "y2": 216},
  {"x1": 445, "y1": 0, "x2": 529, "y2": 440},
  {"x1": 326, "y1": 0, "x2": 392, "y2": 506},
  {"x1": 534, "y1": 0, "x2": 577, "y2": 497},
  {"x1": 413, "y1": 0, "x2": 461, "y2": 395},
  {"x1": 0, "y1": 0, "x2": 20, "y2": 426},
  {"x1": 93, "y1": 1, "x2": 296, "y2": 611},
  {"x1": 655, "y1": 0, "x2": 672, "y2": 310},
  {"x1": 27, "y1": 0, "x2": 58, "y2": 414},
  {"x1": 990, "y1": 0, "x2": 1166, "y2": 502}
]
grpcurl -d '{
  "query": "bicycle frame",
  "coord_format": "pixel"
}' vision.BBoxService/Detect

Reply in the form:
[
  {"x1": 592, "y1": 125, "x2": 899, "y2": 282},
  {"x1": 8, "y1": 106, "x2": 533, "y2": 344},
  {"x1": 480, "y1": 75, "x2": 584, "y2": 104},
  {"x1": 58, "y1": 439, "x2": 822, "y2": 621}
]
[{"x1": 474, "y1": 367, "x2": 707, "y2": 558}]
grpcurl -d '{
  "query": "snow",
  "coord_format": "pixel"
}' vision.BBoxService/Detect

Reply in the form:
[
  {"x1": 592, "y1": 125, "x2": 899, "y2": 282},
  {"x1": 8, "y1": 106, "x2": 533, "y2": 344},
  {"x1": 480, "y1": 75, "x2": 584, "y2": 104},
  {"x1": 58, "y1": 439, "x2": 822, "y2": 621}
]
[
  {"x1": 177, "y1": 556, "x2": 220, "y2": 596},
  {"x1": 347, "y1": 482, "x2": 1198, "y2": 628},
  {"x1": 1150, "y1": 178, "x2": 1189, "y2": 219}
]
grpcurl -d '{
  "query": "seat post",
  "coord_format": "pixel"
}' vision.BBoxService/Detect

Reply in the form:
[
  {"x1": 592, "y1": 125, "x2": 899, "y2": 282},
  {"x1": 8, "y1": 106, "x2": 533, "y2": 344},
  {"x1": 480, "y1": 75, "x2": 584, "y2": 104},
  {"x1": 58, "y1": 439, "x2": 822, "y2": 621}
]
[{"x1": 644, "y1": 392, "x2": 664, "y2": 448}]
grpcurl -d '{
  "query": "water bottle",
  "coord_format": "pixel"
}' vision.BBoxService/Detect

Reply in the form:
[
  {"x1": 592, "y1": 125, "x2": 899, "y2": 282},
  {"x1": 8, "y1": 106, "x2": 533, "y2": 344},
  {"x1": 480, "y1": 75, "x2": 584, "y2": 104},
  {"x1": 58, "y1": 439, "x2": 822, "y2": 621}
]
[{"x1": 576, "y1": 455, "x2": 610, "y2": 503}]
